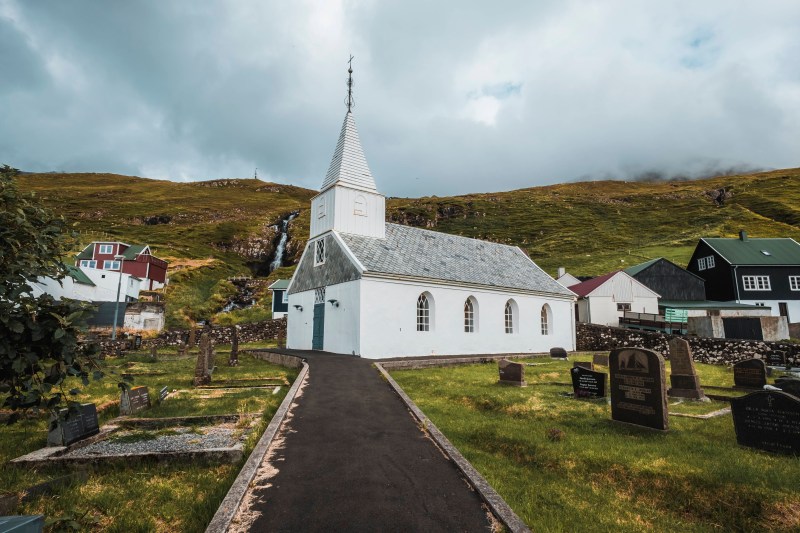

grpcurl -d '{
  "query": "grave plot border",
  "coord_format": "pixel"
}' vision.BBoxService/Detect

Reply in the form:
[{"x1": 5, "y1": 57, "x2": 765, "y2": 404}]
[{"x1": 377, "y1": 359, "x2": 531, "y2": 533}]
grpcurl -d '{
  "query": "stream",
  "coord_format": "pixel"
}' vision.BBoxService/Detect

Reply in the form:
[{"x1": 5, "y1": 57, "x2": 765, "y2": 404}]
[{"x1": 269, "y1": 211, "x2": 298, "y2": 273}]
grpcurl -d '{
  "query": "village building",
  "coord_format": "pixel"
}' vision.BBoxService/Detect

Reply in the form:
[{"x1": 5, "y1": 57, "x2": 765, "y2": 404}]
[
  {"x1": 567, "y1": 270, "x2": 660, "y2": 328},
  {"x1": 75, "y1": 241, "x2": 168, "y2": 290},
  {"x1": 268, "y1": 279, "x2": 290, "y2": 319},
  {"x1": 286, "y1": 71, "x2": 576, "y2": 358}
]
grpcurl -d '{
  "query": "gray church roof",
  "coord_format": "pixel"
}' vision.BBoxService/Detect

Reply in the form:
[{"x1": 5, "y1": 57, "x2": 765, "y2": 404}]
[
  {"x1": 338, "y1": 223, "x2": 574, "y2": 296},
  {"x1": 320, "y1": 112, "x2": 378, "y2": 194}
]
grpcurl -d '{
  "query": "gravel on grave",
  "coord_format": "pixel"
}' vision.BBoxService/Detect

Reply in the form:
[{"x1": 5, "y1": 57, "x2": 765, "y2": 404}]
[{"x1": 64, "y1": 424, "x2": 250, "y2": 457}]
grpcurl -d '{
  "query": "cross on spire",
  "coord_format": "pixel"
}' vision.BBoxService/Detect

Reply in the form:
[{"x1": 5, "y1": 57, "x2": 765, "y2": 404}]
[{"x1": 346, "y1": 55, "x2": 355, "y2": 113}]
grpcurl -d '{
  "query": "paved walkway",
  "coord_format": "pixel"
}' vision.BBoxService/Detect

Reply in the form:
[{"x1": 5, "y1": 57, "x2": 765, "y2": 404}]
[{"x1": 245, "y1": 351, "x2": 492, "y2": 532}]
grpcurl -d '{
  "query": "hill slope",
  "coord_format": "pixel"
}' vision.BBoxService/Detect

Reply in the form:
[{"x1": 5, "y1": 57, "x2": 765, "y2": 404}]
[{"x1": 16, "y1": 168, "x2": 800, "y2": 326}]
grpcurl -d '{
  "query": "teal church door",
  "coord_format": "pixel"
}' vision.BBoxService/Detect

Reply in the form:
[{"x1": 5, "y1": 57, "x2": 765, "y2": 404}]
[{"x1": 312, "y1": 302, "x2": 325, "y2": 350}]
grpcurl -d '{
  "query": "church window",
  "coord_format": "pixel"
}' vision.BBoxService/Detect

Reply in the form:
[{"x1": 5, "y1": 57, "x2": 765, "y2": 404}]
[
  {"x1": 464, "y1": 298, "x2": 475, "y2": 333},
  {"x1": 314, "y1": 239, "x2": 326, "y2": 266},
  {"x1": 417, "y1": 293, "x2": 430, "y2": 332},
  {"x1": 354, "y1": 195, "x2": 367, "y2": 216},
  {"x1": 314, "y1": 287, "x2": 326, "y2": 304},
  {"x1": 317, "y1": 198, "x2": 326, "y2": 219},
  {"x1": 541, "y1": 304, "x2": 551, "y2": 335},
  {"x1": 504, "y1": 301, "x2": 514, "y2": 334}
]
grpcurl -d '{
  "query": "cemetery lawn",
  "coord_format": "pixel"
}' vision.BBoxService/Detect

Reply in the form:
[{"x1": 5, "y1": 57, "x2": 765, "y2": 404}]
[
  {"x1": 0, "y1": 345, "x2": 298, "y2": 532},
  {"x1": 390, "y1": 356, "x2": 800, "y2": 532}
]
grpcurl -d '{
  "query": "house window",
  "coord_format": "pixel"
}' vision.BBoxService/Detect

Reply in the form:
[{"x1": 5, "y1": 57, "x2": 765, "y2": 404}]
[
  {"x1": 464, "y1": 298, "x2": 475, "y2": 333},
  {"x1": 790, "y1": 276, "x2": 800, "y2": 291},
  {"x1": 706, "y1": 256, "x2": 715, "y2": 268},
  {"x1": 282, "y1": 291, "x2": 289, "y2": 303},
  {"x1": 354, "y1": 195, "x2": 367, "y2": 216},
  {"x1": 417, "y1": 293, "x2": 430, "y2": 332},
  {"x1": 103, "y1": 260, "x2": 121, "y2": 270},
  {"x1": 697, "y1": 257, "x2": 707, "y2": 271},
  {"x1": 314, "y1": 239, "x2": 326, "y2": 266},
  {"x1": 541, "y1": 305, "x2": 551, "y2": 335},
  {"x1": 79, "y1": 260, "x2": 97, "y2": 269},
  {"x1": 505, "y1": 301, "x2": 514, "y2": 334},
  {"x1": 317, "y1": 198, "x2": 326, "y2": 219},
  {"x1": 314, "y1": 287, "x2": 326, "y2": 304},
  {"x1": 742, "y1": 275, "x2": 770, "y2": 291},
  {"x1": 617, "y1": 303, "x2": 631, "y2": 312},
  {"x1": 98, "y1": 244, "x2": 114, "y2": 254}
]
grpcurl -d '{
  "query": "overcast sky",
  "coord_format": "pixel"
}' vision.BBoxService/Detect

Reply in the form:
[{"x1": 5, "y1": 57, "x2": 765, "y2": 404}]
[{"x1": 2, "y1": 1, "x2": 799, "y2": 197}]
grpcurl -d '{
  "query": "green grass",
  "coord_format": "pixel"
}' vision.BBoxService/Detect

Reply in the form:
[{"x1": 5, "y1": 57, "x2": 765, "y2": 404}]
[
  {"x1": 0, "y1": 350, "x2": 298, "y2": 531},
  {"x1": 391, "y1": 357, "x2": 800, "y2": 532}
]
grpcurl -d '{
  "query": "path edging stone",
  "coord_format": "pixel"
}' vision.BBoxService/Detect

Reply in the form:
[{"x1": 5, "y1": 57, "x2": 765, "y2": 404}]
[
  {"x1": 376, "y1": 362, "x2": 532, "y2": 533},
  {"x1": 205, "y1": 356, "x2": 309, "y2": 533}
]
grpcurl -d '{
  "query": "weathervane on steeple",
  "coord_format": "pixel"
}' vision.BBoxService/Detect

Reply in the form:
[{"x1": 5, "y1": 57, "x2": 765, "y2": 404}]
[{"x1": 345, "y1": 55, "x2": 355, "y2": 113}]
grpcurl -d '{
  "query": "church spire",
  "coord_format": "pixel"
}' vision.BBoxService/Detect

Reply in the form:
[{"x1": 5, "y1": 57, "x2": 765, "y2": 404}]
[{"x1": 346, "y1": 54, "x2": 354, "y2": 113}]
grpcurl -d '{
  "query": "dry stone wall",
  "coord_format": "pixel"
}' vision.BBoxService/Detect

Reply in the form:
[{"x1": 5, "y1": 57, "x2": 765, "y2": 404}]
[{"x1": 577, "y1": 323, "x2": 798, "y2": 366}]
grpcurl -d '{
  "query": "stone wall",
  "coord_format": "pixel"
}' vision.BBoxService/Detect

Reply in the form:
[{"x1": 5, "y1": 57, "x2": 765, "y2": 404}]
[{"x1": 577, "y1": 323, "x2": 798, "y2": 366}]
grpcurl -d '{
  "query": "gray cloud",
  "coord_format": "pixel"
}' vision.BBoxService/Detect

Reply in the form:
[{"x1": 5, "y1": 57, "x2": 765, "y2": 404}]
[{"x1": 1, "y1": 0, "x2": 799, "y2": 196}]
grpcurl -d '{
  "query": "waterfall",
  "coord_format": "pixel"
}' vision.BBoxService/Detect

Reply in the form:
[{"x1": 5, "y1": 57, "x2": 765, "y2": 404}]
[{"x1": 269, "y1": 212, "x2": 299, "y2": 273}]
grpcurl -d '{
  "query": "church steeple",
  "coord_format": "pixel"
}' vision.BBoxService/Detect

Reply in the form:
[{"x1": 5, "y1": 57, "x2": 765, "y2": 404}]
[{"x1": 309, "y1": 57, "x2": 386, "y2": 240}]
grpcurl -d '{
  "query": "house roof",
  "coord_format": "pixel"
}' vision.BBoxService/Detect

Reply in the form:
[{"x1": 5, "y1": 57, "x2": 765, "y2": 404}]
[
  {"x1": 567, "y1": 271, "x2": 619, "y2": 297},
  {"x1": 702, "y1": 237, "x2": 800, "y2": 265},
  {"x1": 319, "y1": 111, "x2": 378, "y2": 194},
  {"x1": 268, "y1": 279, "x2": 291, "y2": 290},
  {"x1": 623, "y1": 257, "x2": 661, "y2": 277},
  {"x1": 336, "y1": 223, "x2": 574, "y2": 296},
  {"x1": 76, "y1": 245, "x2": 94, "y2": 260},
  {"x1": 120, "y1": 244, "x2": 146, "y2": 260},
  {"x1": 66, "y1": 265, "x2": 95, "y2": 286},
  {"x1": 659, "y1": 300, "x2": 769, "y2": 310}
]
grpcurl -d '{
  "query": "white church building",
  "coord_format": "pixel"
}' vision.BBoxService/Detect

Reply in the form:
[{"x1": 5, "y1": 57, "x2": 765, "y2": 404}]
[{"x1": 286, "y1": 82, "x2": 576, "y2": 358}]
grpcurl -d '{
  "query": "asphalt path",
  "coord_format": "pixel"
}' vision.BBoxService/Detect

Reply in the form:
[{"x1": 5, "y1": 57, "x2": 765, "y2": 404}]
[{"x1": 246, "y1": 351, "x2": 493, "y2": 532}]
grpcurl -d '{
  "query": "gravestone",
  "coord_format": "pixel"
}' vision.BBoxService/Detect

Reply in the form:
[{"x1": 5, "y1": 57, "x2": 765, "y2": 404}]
[
  {"x1": 573, "y1": 361, "x2": 594, "y2": 370},
  {"x1": 592, "y1": 353, "x2": 609, "y2": 366},
  {"x1": 47, "y1": 404, "x2": 100, "y2": 446},
  {"x1": 765, "y1": 351, "x2": 786, "y2": 367},
  {"x1": 134, "y1": 335, "x2": 142, "y2": 349},
  {"x1": 667, "y1": 338, "x2": 706, "y2": 400},
  {"x1": 730, "y1": 391, "x2": 800, "y2": 455},
  {"x1": 193, "y1": 332, "x2": 212, "y2": 386},
  {"x1": 158, "y1": 386, "x2": 169, "y2": 403},
  {"x1": 733, "y1": 359, "x2": 767, "y2": 389},
  {"x1": 228, "y1": 326, "x2": 239, "y2": 367},
  {"x1": 776, "y1": 377, "x2": 800, "y2": 398},
  {"x1": 119, "y1": 386, "x2": 151, "y2": 415},
  {"x1": 188, "y1": 327, "x2": 196, "y2": 348},
  {"x1": 609, "y1": 347, "x2": 668, "y2": 431},
  {"x1": 571, "y1": 366, "x2": 607, "y2": 398},
  {"x1": 150, "y1": 346, "x2": 158, "y2": 359},
  {"x1": 177, "y1": 341, "x2": 187, "y2": 357},
  {"x1": 498, "y1": 359, "x2": 526, "y2": 386},
  {"x1": 550, "y1": 347, "x2": 568, "y2": 359}
]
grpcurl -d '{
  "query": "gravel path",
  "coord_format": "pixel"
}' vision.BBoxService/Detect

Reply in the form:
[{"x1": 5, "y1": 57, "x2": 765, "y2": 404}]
[{"x1": 64, "y1": 425, "x2": 245, "y2": 457}]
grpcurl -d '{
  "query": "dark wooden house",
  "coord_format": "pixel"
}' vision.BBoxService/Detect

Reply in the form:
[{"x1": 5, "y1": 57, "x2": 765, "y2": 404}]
[
  {"x1": 624, "y1": 257, "x2": 705, "y2": 301},
  {"x1": 268, "y1": 279, "x2": 290, "y2": 319}
]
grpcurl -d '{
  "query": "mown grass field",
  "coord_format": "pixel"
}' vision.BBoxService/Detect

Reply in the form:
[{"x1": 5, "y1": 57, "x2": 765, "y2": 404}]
[
  {"x1": 0, "y1": 345, "x2": 297, "y2": 532},
  {"x1": 390, "y1": 356, "x2": 800, "y2": 532}
]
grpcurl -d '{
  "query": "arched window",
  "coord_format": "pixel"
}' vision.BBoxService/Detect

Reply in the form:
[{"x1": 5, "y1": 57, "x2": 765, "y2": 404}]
[
  {"x1": 464, "y1": 298, "x2": 475, "y2": 332},
  {"x1": 417, "y1": 293, "x2": 430, "y2": 332},
  {"x1": 505, "y1": 301, "x2": 514, "y2": 334},
  {"x1": 541, "y1": 304, "x2": 551, "y2": 335}
]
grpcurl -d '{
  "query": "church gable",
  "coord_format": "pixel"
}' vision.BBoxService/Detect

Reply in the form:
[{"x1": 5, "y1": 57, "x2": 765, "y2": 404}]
[{"x1": 288, "y1": 233, "x2": 362, "y2": 295}]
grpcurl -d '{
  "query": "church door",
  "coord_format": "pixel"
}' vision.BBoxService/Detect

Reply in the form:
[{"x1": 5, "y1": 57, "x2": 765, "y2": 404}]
[{"x1": 312, "y1": 287, "x2": 326, "y2": 350}]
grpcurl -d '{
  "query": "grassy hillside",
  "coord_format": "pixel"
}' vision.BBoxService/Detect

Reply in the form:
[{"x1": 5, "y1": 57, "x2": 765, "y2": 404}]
[{"x1": 16, "y1": 168, "x2": 800, "y2": 326}]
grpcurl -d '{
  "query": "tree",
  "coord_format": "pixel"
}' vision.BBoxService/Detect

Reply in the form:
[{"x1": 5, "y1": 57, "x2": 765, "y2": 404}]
[{"x1": 0, "y1": 164, "x2": 100, "y2": 423}]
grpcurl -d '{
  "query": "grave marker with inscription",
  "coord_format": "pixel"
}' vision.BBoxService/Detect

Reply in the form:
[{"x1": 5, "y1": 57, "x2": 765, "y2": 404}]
[
  {"x1": 158, "y1": 386, "x2": 169, "y2": 403},
  {"x1": 733, "y1": 359, "x2": 767, "y2": 389},
  {"x1": 550, "y1": 347, "x2": 568, "y2": 359},
  {"x1": 498, "y1": 359, "x2": 526, "y2": 386},
  {"x1": 573, "y1": 361, "x2": 594, "y2": 370},
  {"x1": 765, "y1": 351, "x2": 786, "y2": 367},
  {"x1": 47, "y1": 404, "x2": 100, "y2": 446},
  {"x1": 609, "y1": 348, "x2": 668, "y2": 431},
  {"x1": 776, "y1": 377, "x2": 800, "y2": 398},
  {"x1": 592, "y1": 353, "x2": 609, "y2": 367},
  {"x1": 120, "y1": 386, "x2": 151, "y2": 415},
  {"x1": 730, "y1": 391, "x2": 800, "y2": 455},
  {"x1": 571, "y1": 366, "x2": 607, "y2": 398},
  {"x1": 667, "y1": 338, "x2": 706, "y2": 400}
]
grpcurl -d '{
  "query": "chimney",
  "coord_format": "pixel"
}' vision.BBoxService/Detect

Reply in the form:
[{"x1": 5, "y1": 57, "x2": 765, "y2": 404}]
[
  {"x1": 739, "y1": 230, "x2": 748, "y2": 241},
  {"x1": 557, "y1": 267, "x2": 566, "y2": 278}
]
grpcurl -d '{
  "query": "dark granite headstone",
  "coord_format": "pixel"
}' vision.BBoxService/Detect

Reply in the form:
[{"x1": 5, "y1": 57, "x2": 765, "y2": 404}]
[
  {"x1": 550, "y1": 347, "x2": 568, "y2": 359},
  {"x1": 134, "y1": 335, "x2": 142, "y2": 349},
  {"x1": 573, "y1": 361, "x2": 594, "y2": 370},
  {"x1": 731, "y1": 391, "x2": 800, "y2": 455},
  {"x1": 571, "y1": 366, "x2": 607, "y2": 398},
  {"x1": 120, "y1": 386, "x2": 151, "y2": 415},
  {"x1": 158, "y1": 386, "x2": 169, "y2": 403},
  {"x1": 498, "y1": 359, "x2": 526, "y2": 386},
  {"x1": 733, "y1": 359, "x2": 767, "y2": 389},
  {"x1": 47, "y1": 403, "x2": 100, "y2": 446},
  {"x1": 609, "y1": 347, "x2": 668, "y2": 431},
  {"x1": 592, "y1": 353, "x2": 609, "y2": 366},
  {"x1": 765, "y1": 351, "x2": 786, "y2": 367},
  {"x1": 776, "y1": 377, "x2": 800, "y2": 398},
  {"x1": 667, "y1": 338, "x2": 706, "y2": 400}
]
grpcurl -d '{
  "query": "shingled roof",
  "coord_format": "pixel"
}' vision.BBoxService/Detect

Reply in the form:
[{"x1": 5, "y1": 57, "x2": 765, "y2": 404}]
[
  {"x1": 337, "y1": 223, "x2": 573, "y2": 296},
  {"x1": 319, "y1": 111, "x2": 378, "y2": 194}
]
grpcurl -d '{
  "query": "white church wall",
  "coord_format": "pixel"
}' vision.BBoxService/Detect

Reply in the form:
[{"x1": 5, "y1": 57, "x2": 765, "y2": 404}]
[
  {"x1": 358, "y1": 277, "x2": 574, "y2": 358},
  {"x1": 310, "y1": 189, "x2": 335, "y2": 238},
  {"x1": 332, "y1": 186, "x2": 385, "y2": 239},
  {"x1": 286, "y1": 280, "x2": 361, "y2": 354}
]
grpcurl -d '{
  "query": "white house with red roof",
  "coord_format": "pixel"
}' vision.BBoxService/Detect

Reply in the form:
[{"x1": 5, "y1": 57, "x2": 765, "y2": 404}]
[{"x1": 566, "y1": 271, "x2": 660, "y2": 327}]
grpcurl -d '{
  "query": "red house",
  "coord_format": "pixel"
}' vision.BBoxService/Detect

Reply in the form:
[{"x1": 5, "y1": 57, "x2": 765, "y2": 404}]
[{"x1": 75, "y1": 242, "x2": 168, "y2": 290}]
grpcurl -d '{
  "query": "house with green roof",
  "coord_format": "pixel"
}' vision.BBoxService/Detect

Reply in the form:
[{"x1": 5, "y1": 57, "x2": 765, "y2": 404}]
[
  {"x1": 268, "y1": 279, "x2": 290, "y2": 319},
  {"x1": 76, "y1": 241, "x2": 168, "y2": 290},
  {"x1": 687, "y1": 231, "x2": 800, "y2": 325}
]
